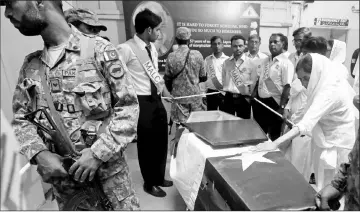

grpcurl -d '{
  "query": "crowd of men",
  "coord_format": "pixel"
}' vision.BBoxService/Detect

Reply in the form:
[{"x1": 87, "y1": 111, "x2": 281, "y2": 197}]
[{"x1": 0, "y1": 1, "x2": 359, "y2": 211}]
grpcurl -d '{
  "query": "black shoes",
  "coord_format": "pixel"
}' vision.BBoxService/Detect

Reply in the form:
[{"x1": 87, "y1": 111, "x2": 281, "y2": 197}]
[
  {"x1": 143, "y1": 184, "x2": 166, "y2": 197},
  {"x1": 143, "y1": 180, "x2": 173, "y2": 197},
  {"x1": 160, "y1": 179, "x2": 173, "y2": 187},
  {"x1": 309, "y1": 173, "x2": 316, "y2": 184}
]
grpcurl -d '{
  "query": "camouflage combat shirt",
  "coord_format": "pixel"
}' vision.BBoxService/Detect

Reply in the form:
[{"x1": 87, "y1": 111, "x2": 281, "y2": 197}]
[
  {"x1": 164, "y1": 45, "x2": 207, "y2": 123},
  {"x1": 12, "y1": 25, "x2": 139, "y2": 180}
]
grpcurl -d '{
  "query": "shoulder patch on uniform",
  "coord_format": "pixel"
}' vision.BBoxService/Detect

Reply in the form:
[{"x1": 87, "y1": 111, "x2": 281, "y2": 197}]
[
  {"x1": 108, "y1": 63, "x2": 124, "y2": 79},
  {"x1": 104, "y1": 50, "x2": 119, "y2": 62}
]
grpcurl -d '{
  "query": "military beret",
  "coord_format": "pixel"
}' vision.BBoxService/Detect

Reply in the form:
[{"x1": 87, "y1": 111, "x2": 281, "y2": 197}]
[
  {"x1": 176, "y1": 27, "x2": 191, "y2": 40},
  {"x1": 64, "y1": 8, "x2": 107, "y2": 31}
]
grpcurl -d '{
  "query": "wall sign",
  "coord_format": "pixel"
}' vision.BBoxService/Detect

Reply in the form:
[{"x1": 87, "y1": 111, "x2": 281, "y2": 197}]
[
  {"x1": 314, "y1": 18, "x2": 349, "y2": 27},
  {"x1": 123, "y1": 1, "x2": 261, "y2": 72}
]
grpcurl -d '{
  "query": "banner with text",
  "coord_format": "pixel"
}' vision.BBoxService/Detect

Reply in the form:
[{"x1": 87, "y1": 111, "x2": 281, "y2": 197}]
[{"x1": 123, "y1": 1, "x2": 261, "y2": 72}]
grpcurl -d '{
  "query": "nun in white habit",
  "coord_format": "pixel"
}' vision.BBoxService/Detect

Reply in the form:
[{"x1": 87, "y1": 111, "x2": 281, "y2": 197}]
[
  {"x1": 252, "y1": 53, "x2": 358, "y2": 191},
  {"x1": 329, "y1": 39, "x2": 349, "y2": 80}
]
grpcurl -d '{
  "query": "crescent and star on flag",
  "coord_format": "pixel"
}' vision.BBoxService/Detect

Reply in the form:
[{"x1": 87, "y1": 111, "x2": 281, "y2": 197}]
[{"x1": 226, "y1": 149, "x2": 280, "y2": 171}]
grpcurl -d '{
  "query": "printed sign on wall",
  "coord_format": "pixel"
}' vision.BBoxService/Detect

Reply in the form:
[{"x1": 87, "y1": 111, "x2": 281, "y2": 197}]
[
  {"x1": 314, "y1": 18, "x2": 349, "y2": 27},
  {"x1": 123, "y1": 1, "x2": 261, "y2": 72}
]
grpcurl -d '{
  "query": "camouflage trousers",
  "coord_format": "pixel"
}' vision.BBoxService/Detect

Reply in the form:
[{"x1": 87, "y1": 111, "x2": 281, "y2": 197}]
[
  {"x1": 170, "y1": 97, "x2": 207, "y2": 124},
  {"x1": 51, "y1": 163, "x2": 140, "y2": 210}
]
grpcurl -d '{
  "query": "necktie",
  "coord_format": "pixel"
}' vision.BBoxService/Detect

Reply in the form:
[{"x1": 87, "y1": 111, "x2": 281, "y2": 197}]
[{"x1": 145, "y1": 45, "x2": 158, "y2": 98}]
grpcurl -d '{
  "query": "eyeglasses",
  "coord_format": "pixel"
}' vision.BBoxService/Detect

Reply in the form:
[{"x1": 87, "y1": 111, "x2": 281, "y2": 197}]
[
  {"x1": 292, "y1": 39, "x2": 303, "y2": 44},
  {"x1": 269, "y1": 40, "x2": 280, "y2": 44}
]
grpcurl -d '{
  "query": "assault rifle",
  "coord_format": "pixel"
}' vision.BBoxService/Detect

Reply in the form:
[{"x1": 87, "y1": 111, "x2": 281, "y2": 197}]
[{"x1": 25, "y1": 108, "x2": 113, "y2": 211}]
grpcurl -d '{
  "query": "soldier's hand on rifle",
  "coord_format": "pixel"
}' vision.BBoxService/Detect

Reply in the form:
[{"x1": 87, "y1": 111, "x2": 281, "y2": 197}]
[
  {"x1": 35, "y1": 150, "x2": 68, "y2": 183},
  {"x1": 69, "y1": 148, "x2": 102, "y2": 183}
]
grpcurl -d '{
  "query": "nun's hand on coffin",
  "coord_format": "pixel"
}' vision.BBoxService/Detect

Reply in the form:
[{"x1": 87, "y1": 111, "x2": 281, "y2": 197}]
[{"x1": 250, "y1": 141, "x2": 278, "y2": 152}]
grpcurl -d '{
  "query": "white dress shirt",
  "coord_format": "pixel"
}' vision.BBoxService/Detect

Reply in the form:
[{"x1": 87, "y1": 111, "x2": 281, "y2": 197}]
[
  {"x1": 203, "y1": 53, "x2": 229, "y2": 91},
  {"x1": 222, "y1": 54, "x2": 258, "y2": 95},
  {"x1": 117, "y1": 35, "x2": 159, "y2": 95},
  {"x1": 288, "y1": 52, "x2": 302, "y2": 68},
  {"x1": 258, "y1": 53, "x2": 295, "y2": 104},
  {"x1": 245, "y1": 51, "x2": 269, "y2": 76}
]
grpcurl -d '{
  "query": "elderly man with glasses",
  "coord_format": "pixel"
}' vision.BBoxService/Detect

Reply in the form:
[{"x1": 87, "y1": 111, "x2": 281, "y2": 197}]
[{"x1": 289, "y1": 27, "x2": 312, "y2": 67}]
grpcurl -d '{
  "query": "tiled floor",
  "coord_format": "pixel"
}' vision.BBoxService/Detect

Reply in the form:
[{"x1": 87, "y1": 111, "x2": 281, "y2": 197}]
[{"x1": 125, "y1": 142, "x2": 187, "y2": 210}]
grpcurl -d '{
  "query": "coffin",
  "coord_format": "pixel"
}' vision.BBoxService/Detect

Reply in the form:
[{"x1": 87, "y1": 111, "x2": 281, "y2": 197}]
[
  {"x1": 194, "y1": 151, "x2": 317, "y2": 211},
  {"x1": 182, "y1": 119, "x2": 268, "y2": 148}
]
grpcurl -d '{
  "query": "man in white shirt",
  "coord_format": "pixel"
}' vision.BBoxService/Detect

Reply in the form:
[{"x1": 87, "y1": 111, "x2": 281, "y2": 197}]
[
  {"x1": 245, "y1": 34, "x2": 269, "y2": 77},
  {"x1": 222, "y1": 35, "x2": 258, "y2": 119},
  {"x1": 288, "y1": 27, "x2": 312, "y2": 67},
  {"x1": 202, "y1": 36, "x2": 229, "y2": 111},
  {"x1": 117, "y1": 9, "x2": 173, "y2": 198},
  {"x1": 253, "y1": 33, "x2": 295, "y2": 140}
]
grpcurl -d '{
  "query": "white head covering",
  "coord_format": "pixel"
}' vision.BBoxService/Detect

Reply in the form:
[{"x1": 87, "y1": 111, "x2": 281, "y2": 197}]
[
  {"x1": 290, "y1": 78, "x2": 306, "y2": 97},
  {"x1": 305, "y1": 54, "x2": 338, "y2": 102},
  {"x1": 332, "y1": 61, "x2": 349, "y2": 80},
  {"x1": 329, "y1": 39, "x2": 346, "y2": 63},
  {"x1": 303, "y1": 53, "x2": 358, "y2": 118}
]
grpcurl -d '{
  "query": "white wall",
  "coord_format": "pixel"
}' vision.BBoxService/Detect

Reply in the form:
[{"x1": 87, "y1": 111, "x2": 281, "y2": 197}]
[
  {"x1": 258, "y1": 1, "x2": 296, "y2": 54},
  {"x1": 0, "y1": 9, "x2": 43, "y2": 121},
  {"x1": 301, "y1": 1, "x2": 359, "y2": 72}
]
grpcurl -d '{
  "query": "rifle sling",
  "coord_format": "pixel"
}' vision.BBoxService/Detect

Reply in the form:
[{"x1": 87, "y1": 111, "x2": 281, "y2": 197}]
[
  {"x1": 173, "y1": 49, "x2": 191, "y2": 79},
  {"x1": 38, "y1": 62, "x2": 72, "y2": 153}
]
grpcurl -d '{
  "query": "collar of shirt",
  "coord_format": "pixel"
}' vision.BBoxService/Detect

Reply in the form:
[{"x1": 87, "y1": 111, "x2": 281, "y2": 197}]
[
  {"x1": 271, "y1": 52, "x2": 289, "y2": 63},
  {"x1": 290, "y1": 52, "x2": 302, "y2": 59},
  {"x1": 246, "y1": 51, "x2": 260, "y2": 59},
  {"x1": 283, "y1": 51, "x2": 291, "y2": 58},
  {"x1": 41, "y1": 24, "x2": 82, "y2": 67},
  {"x1": 134, "y1": 34, "x2": 155, "y2": 51},
  {"x1": 229, "y1": 53, "x2": 247, "y2": 67},
  {"x1": 295, "y1": 52, "x2": 303, "y2": 59},
  {"x1": 210, "y1": 52, "x2": 228, "y2": 59}
]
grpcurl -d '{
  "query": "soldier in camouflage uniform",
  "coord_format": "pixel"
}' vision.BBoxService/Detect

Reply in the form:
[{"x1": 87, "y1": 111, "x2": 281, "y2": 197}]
[
  {"x1": 1, "y1": 1, "x2": 140, "y2": 210},
  {"x1": 164, "y1": 27, "x2": 207, "y2": 125}
]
